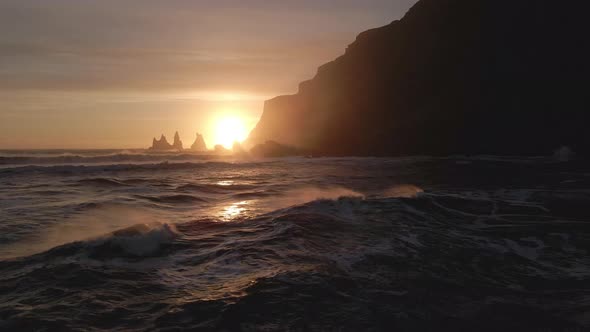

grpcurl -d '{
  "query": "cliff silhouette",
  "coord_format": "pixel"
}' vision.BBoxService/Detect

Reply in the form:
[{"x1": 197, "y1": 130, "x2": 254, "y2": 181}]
[{"x1": 247, "y1": 0, "x2": 590, "y2": 156}]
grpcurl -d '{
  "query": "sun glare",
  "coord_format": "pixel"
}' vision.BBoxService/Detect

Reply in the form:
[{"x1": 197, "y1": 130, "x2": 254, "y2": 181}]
[{"x1": 214, "y1": 116, "x2": 248, "y2": 149}]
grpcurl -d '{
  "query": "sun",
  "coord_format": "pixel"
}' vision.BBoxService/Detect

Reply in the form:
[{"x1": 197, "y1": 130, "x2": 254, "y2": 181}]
[{"x1": 214, "y1": 116, "x2": 248, "y2": 149}]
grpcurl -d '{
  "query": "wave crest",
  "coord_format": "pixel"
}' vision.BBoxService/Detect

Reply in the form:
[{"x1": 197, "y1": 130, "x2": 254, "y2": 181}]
[{"x1": 88, "y1": 222, "x2": 179, "y2": 257}]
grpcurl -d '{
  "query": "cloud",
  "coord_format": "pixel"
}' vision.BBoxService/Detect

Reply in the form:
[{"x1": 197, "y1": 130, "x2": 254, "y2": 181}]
[
  {"x1": 0, "y1": 39, "x2": 348, "y2": 94},
  {"x1": 0, "y1": 1, "x2": 416, "y2": 94}
]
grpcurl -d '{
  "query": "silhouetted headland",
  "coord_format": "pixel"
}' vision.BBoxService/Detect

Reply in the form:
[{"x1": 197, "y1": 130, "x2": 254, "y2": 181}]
[{"x1": 247, "y1": 0, "x2": 590, "y2": 157}]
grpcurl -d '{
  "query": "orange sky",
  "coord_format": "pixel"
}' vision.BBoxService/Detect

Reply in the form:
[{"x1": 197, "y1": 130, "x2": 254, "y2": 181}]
[{"x1": 0, "y1": 0, "x2": 416, "y2": 149}]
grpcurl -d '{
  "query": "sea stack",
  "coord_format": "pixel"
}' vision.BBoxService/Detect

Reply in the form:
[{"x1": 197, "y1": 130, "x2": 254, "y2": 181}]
[
  {"x1": 190, "y1": 133, "x2": 207, "y2": 151},
  {"x1": 150, "y1": 134, "x2": 173, "y2": 150},
  {"x1": 172, "y1": 131, "x2": 183, "y2": 150}
]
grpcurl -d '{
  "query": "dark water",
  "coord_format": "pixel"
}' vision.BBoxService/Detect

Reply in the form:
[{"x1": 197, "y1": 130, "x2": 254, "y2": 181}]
[{"x1": 0, "y1": 151, "x2": 589, "y2": 331}]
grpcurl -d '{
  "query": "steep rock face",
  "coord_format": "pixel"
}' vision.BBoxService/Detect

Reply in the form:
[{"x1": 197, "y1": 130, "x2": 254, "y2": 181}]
[
  {"x1": 190, "y1": 133, "x2": 207, "y2": 151},
  {"x1": 247, "y1": 0, "x2": 590, "y2": 156}
]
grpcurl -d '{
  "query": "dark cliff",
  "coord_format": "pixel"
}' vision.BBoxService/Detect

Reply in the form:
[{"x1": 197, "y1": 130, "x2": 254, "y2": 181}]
[{"x1": 247, "y1": 0, "x2": 590, "y2": 156}]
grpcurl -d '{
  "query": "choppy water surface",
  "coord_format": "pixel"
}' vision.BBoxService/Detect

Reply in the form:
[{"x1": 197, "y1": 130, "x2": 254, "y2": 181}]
[{"x1": 0, "y1": 151, "x2": 589, "y2": 331}]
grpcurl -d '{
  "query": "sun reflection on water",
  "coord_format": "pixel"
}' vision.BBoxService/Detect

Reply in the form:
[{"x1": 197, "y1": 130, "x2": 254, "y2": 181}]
[
  {"x1": 220, "y1": 201, "x2": 249, "y2": 221},
  {"x1": 217, "y1": 180, "x2": 234, "y2": 186}
]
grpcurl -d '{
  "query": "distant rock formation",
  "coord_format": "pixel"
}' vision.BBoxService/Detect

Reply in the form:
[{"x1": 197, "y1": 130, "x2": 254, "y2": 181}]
[
  {"x1": 172, "y1": 131, "x2": 183, "y2": 150},
  {"x1": 150, "y1": 134, "x2": 173, "y2": 150},
  {"x1": 150, "y1": 131, "x2": 183, "y2": 151},
  {"x1": 247, "y1": 0, "x2": 590, "y2": 156},
  {"x1": 190, "y1": 133, "x2": 207, "y2": 151}
]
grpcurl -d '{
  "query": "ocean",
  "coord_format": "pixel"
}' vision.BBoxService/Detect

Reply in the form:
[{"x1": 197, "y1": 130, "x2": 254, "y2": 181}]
[{"x1": 0, "y1": 150, "x2": 588, "y2": 331}]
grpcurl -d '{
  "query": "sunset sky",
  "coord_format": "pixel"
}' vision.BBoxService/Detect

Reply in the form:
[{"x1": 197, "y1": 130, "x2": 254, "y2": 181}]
[{"x1": 0, "y1": 0, "x2": 416, "y2": 149}]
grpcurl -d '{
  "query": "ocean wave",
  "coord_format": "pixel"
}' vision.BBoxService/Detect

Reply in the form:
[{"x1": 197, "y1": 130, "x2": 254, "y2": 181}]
[
  {"x1": 231, "y1": 191, "x2": 273, "y2": 199},
  {"x1": 92, "y1": 222, "x2": 179, "y2": 257},
  {"x1": 77, "y1": 177, "x2": 130, "y2": 187},
  {"x1": 134, "y1": 194, "x2": 208, "y2": 205},
  {"x1": 1, "y1": 155, "x2": 589, "y2": 331},
  {"x1": 0, "y1": 152, "x2": 217, "y2": 166},
  {"x1": 0, "y1": 161, "x2": 257, "y2": 177},
  {"x1": 176, "y1": 183, "x2": 258, "y2": 194},
  {"x1": 1, "y1": 189, "x2": 589, "y2": 330},
  {"x1": 32, "y1": 222, "x2": 179, "y2": 260}
]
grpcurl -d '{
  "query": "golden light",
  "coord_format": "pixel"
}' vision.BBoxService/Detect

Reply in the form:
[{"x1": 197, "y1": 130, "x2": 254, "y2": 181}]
[
  {"x1": 213, "y1": 116, "x2": 248, "y2": 149},
  {"x1": 220, "y1": 201, "x2": 249, "y2": 221}
]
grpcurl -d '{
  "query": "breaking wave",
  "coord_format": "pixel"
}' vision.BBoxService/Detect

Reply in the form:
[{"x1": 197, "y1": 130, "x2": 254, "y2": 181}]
[{"x1": 42, "y1": 222, "x2": 180, "y2": 259}]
